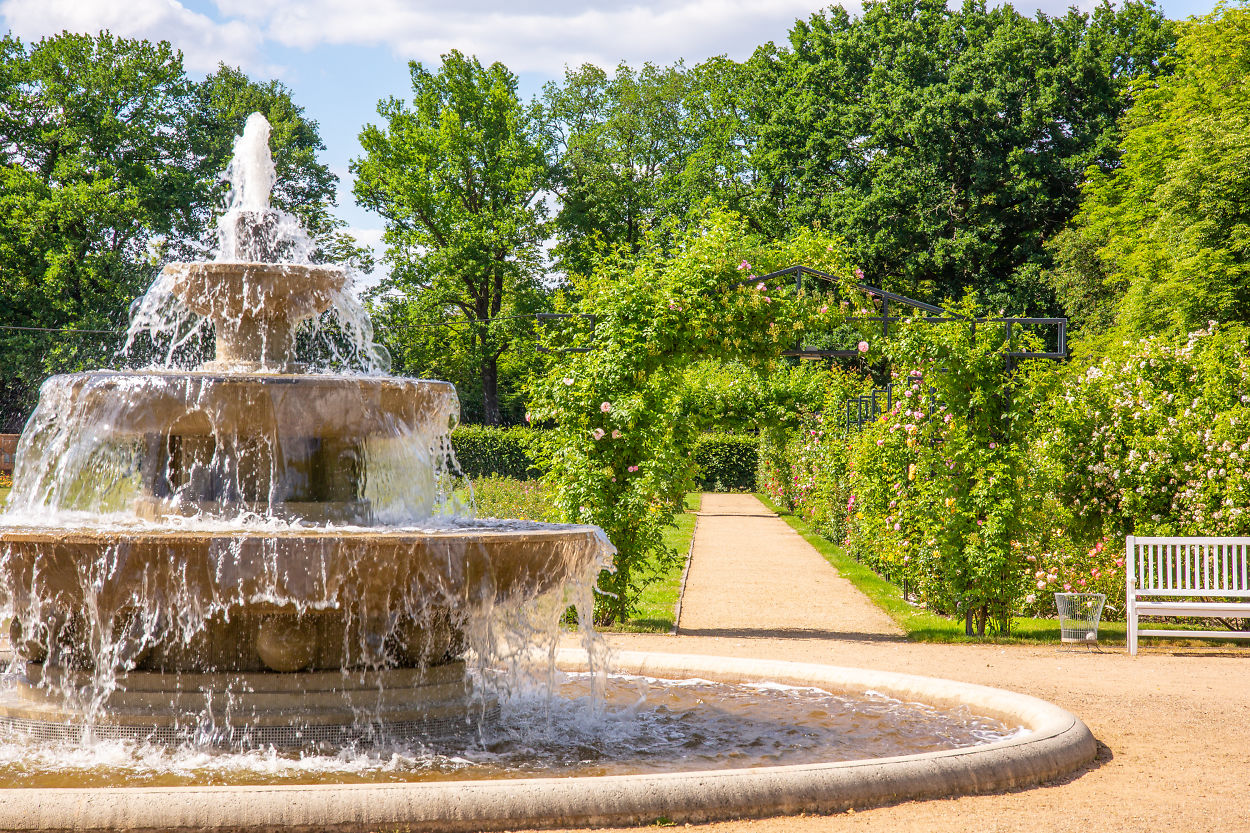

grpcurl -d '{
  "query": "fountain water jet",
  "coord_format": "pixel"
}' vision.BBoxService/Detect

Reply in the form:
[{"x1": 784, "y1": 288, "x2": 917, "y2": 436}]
[{"x1": 0, "y1": 112, "x2": 611, "y2": 746}]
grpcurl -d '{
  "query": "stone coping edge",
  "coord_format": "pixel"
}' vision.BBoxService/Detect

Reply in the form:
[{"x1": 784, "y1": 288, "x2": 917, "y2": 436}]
[{"x1": 0, "y1": 650, "x2": 1097, "y2": 832}]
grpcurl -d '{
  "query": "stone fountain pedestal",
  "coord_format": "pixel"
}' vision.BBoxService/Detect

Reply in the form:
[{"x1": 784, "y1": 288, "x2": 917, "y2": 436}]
[{"x1": 2, "y1": 663, "x2": 484, "y2": 746}]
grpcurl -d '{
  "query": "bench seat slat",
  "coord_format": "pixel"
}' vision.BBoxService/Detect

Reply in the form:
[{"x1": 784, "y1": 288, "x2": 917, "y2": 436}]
[
  {"x1": 1134, "y1": 588, "x2": 1250, "y2": 598},
  {"x1": 1135, "y1": 629, "x2": 1250, "y2": 640},
  {"x1": 1134, "y1": 602, "x2": 1250, "y2": 617}
]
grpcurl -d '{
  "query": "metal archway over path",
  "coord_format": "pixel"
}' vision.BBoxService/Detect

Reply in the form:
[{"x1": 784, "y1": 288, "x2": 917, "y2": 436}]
[
  {"x1": 746, "y1": 265, "x2": 1067, "y2": 362},
  {"x1": 743, "y1": 266, "x2": 1068, "y2": 432}
]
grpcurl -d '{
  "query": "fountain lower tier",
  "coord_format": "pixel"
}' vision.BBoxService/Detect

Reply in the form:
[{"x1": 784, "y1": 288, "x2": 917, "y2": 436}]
[
  {"x1": 0, "y1": 524, "x2": 605, "y2": 745},
  {"x1": 1, "y1": 524, "x2": 606, "y2": 673}
]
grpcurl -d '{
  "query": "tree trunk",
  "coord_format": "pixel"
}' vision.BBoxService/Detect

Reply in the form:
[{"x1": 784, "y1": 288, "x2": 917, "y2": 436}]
[{"x1": 481, "y1": 352, "x2": 501, "y2": 426}]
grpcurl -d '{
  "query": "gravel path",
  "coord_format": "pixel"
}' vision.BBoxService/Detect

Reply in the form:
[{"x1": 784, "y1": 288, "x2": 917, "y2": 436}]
[
  {"x1": 565, "y1": 493, "x2": 1250, "y2": 833},
  {"x1": 676, "y1": 493, "x2": 902, "y2": 641}
]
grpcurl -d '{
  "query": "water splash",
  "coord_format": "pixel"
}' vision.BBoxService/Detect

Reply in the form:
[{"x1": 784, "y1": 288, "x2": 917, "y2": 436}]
[{"x1": 123, "y1": 113, "x2": 385, "y2": 374}]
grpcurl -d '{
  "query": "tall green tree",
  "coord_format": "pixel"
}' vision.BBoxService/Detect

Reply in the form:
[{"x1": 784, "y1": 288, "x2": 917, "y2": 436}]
[
  {"x1": 0, "y1": 32, "x2": 194, "y2": 431},
  {"x1": 542, "y1": 62, "x2": 694, "y2": 278},
  {"x1": 541, "y1": 58, "x2": 784, "y2": 279},
  {"x1": 1050, "y1": 4, "x2": 1250, "y2": 341},
  {"x1": 754, "y1": 0, "x2": 1176, "y2": 314},
  {"x1": 353, "y1": 51, "x2": 551, "y2": 425}
]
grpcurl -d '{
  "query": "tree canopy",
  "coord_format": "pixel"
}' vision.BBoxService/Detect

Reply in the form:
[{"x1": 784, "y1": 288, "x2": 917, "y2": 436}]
[
  {"x1": 1049, "y1": 4, "x2": 1250, "y2": 342},
  {"x1": 753, "y1": 0, "x2": 1176, "y2": 315},
  {"x1": 353, "y1": 51, "x2": 551, "y2": 425},
  {"x1": 0, "y1": 32, "x2": 346, "y2": 431}
]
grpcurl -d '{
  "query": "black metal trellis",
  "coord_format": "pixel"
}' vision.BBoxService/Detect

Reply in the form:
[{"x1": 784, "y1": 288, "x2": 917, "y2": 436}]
[{"x1": 741, "y1": 265, "x2": 1067, "y2": 362}]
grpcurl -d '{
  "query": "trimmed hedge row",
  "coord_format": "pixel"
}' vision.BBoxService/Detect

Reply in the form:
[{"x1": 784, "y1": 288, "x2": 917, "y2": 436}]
[
  {"x1": 451, "y1": 425, "x2": 539, "y2": 480},
  {"x1": 451, "y1": 426, "x2": 759, "y2": 491},
  {"x1": 693, "y1": 432, "x2": 759, "y2": 492}
]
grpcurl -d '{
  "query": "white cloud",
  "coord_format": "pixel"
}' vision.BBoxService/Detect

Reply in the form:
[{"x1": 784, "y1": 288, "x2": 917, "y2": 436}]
[
  {"x1": 211, "y1": 0, "x2": 827, "y2": 73},
  {"x1": 2, "y1": 0, "x2": 1130, "y2": 83},
  {"x1": 1, "y1": 0, "x2": 275, "y2": 75},
  {"x1": 346, "y1": 225, "x2": 384, "y2": 252}
]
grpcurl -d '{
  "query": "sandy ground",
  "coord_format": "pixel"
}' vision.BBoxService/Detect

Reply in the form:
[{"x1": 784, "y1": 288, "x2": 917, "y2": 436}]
[{"x1": 561, "y1": 493, "x2": 1250, "y2": 833}]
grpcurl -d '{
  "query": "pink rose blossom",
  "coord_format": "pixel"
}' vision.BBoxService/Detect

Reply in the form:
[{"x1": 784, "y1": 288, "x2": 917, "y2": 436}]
[
  {"x1": 592, "y1": 428, "x2": 605, "y2": 441},
  {"x1": 600, "y1": 401, "x2": 612, "y2": 413},
  {"x1": 738, "y1": 260, "x2": 751, "y2": 271},
  {"x1": 857, "y1": 341, "x2": 869, "y2": 353},
  {"x1": 628, "y1": 465, "x2": 639, "y2": 472},
  {"x1": 612, "y1": 429, "x2": 622, "y2": 439}
]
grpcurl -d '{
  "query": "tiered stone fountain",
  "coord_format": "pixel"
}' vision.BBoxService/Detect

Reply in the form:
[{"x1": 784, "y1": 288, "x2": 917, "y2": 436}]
[{"x1": 0, "y1": 114, "x2": 608, "y2": 746}]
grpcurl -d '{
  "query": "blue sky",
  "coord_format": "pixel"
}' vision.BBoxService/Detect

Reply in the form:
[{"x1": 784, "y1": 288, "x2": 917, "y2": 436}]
[{"x1": 0, "y1": 0, "x2": 1220, "y2": 267}]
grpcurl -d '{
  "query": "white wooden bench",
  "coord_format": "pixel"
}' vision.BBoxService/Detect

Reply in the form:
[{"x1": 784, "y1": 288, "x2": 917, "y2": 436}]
[{"x1": 1126, "y1": 536, "x2": 1250, "y2": 655}]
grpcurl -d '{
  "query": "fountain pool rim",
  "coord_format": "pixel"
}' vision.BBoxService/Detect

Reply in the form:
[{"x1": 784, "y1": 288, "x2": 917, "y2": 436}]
[{"x1": 0, "y1": 649, "x2": 1097, "y2": 832}]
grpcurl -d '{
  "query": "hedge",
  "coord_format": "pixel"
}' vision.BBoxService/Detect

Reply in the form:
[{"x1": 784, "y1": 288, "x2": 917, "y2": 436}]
[
  {"x1": 451, "y1": 425, "x2": 539, "y2": 480},
  {"x1": 451, "y1": 427, "x2": 759, "y2": 490},
  {"x1": 693, "y1": 432, "x2": 759, "y2": 492}
]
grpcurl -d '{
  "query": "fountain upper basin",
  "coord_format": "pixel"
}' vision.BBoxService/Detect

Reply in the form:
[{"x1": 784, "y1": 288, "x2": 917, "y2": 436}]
[{"x1": 162, "y1": 261, "x2": 347, "y2": 371}]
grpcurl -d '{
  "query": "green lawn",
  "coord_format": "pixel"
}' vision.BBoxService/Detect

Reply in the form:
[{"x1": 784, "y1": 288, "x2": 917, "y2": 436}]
[{"x1": 609, "y1": 492, "x2": 702, "y2": 633}]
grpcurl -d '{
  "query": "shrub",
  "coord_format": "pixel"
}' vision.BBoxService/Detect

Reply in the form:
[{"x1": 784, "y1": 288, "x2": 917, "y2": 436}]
[
  {"x1": 693, "y1": 433, "x2": 759, "y2": 491},
  {"x1": 451, "y1": 425, "x2": 540, "y2": 480},
  {"x1": 470, "y1": 475, "x2": 557, "y2": 521},
  {"x1": 757, "y1": 428, "x2": 797, "y2": 509}
]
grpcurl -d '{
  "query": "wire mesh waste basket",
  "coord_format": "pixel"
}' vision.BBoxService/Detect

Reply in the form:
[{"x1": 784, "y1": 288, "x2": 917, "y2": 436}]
[{"x1": 1054, "y1": 592, "x2": 1106, "y2": 645}]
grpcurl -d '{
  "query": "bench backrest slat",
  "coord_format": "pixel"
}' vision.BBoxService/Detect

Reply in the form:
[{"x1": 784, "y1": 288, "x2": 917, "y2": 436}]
[{"x1": 1128, "y1": 536, "x2": 1250, "y2": 597}]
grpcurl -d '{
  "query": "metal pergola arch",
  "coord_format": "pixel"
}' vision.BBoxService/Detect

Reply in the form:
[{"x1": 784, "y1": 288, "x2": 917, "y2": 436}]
[{"x1": 742, "y1": 265, "x2": 1067, "y2": 362}]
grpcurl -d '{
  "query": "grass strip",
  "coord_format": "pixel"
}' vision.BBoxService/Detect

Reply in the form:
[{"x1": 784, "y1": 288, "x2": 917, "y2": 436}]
[{"x1": 610, "y1": 493, "x2": 702, "y2": 634}]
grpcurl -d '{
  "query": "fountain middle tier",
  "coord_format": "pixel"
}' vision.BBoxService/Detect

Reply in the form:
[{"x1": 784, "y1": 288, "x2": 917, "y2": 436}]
[{"x1": 10, "y1": 370, "x2": 462, "y2": 524}]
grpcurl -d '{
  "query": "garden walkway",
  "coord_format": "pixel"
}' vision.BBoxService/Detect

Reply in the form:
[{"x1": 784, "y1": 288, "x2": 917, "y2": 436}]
[{"x1": 676, "y1": 493, "x2": 902, "y2": 641}]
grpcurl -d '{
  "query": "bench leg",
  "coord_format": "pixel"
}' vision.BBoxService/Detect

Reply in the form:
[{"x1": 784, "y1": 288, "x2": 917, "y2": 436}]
[{"x1": 1128, "y1": 602, "x2": 1137, "y2": 656}]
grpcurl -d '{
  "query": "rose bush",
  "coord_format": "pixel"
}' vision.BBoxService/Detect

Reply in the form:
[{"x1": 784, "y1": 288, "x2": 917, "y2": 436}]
[{"x1": 769, "y1": 319, "x2": 1250, "y2": 631}]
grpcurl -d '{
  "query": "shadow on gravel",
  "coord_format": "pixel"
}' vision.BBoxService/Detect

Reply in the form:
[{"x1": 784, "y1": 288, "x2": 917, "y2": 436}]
[{"x1": 674, "y1": 626, "x2": 908, "y2": 643}]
